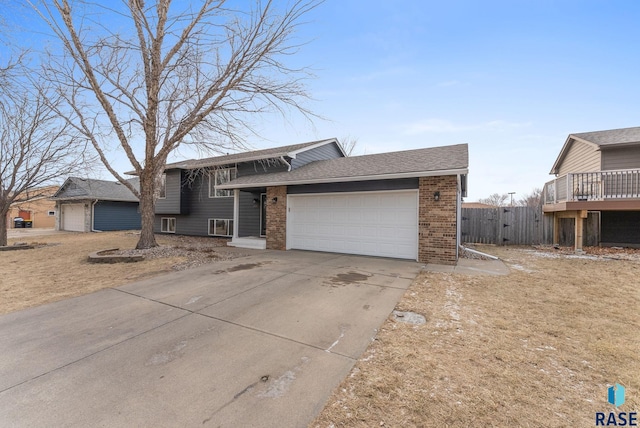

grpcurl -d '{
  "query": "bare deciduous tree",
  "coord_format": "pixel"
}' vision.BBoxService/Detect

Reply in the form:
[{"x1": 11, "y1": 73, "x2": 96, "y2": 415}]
[
  {"x1": 478, "y1": 193, "x2": 509, "y2": 207},
  {"x1": 517, "y1": 187, "x2": 542, "y2": 208},
  {"x1": 31, "y1": 0, "x2": 322, "y2": 249},
  {"x1": 340, "y1": 135, "x2": 359, "y2": 156},
  {"x1": 0, "y1": 67, "x2": 88, "y2": 246}
]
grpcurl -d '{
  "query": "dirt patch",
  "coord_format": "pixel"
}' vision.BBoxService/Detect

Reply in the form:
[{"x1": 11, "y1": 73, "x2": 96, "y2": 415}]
[
  {"x1": 313, "y1": 245, "x2": 640, "y2": 427},
  {"x1": 227, "y1": 262, "x2": 264, "y2": 272},
  {"x1": 1, "y1": 232, "x2": 249, "y2": 315},
  {"x1": 330, "y1": 272, "x2": 371, "y2": 284}
]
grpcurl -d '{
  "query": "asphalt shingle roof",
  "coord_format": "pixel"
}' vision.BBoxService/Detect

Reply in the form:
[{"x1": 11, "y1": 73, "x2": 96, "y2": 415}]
[
  {"x1": 164, "y1": 138, "x2": 339, "y2": 170},
  {"x1": 53, "y1": 177, "x2": 140, "y2": 202},
  {"x1": 218, "y1": 143, "x2": 468, "y2": 188},
  {"x1": 572, "y1": 126, "x2": 640, "y2": 147}
]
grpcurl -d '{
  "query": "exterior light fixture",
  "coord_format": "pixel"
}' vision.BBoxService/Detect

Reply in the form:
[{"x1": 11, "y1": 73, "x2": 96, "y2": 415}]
[
  {"x1": 434, "y1": 191, "x2": 440, "y2": 201},
  {"x1": 271, "y1": 197, "x2": 278, "y2": 204}
]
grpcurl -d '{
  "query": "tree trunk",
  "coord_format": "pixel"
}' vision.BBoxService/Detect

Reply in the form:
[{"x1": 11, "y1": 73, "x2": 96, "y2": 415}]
[
  {"x1": 136, "y1": 172, "x2": 158, "y2": 249},
  {"x1": 0, "y1": 208, "x2": 8, "y2": 247}
]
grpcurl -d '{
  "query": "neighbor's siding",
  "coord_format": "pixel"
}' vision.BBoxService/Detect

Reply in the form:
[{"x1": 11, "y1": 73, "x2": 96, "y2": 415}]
[
  {"x1": 601, "y1": 147, "x2": 640, "y2": 170},
  {"x1": 601, "y1": 211, "x2": 640, "y2": 246},
  {"x1": 557, "y1": 140, "x2": 601, "y2": 175},
  {"x1": 288, "y1": 178, "x2": 418, "y2": 194},
  {"x1": 93, "y1": 201, "x2": 141, "y2": 231},
  {"x1": 290, "y1": 142, "x2": 344, "y2": 169}
]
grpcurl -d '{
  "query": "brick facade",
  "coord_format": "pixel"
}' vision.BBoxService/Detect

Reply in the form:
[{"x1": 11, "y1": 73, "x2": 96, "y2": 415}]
[
  {"x1": 266, "y1": 186, "x2": 287, "y2": 250},
  {"x1": 418, "y1": 176, "x2": 458, "y2": 265}
]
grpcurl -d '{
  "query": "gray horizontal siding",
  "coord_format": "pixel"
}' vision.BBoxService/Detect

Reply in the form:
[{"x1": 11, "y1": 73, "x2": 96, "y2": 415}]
[
  {"x1": 94, "y1": 201, "x2": 141, "y2": 231},
  {"x1": 601, "y1": 147, "x2": 640, "y2": 170},
  {"x1": 287, "y1": 178, "x2": 418, "y2": 194},
  {"x1": 290, "y1": 142, "x2": 344, "y2": 169},
  {"x1": 154, "y1": 173, "x2": 234, "y2": 236},
  {"x1": 237, "y1": 160, "x2": 289, "y2": 177}
]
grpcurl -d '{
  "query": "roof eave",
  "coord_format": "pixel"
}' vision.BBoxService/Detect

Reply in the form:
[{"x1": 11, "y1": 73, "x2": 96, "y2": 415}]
[{"x1": 217, "y1": 168, "x2": 469, "y2": 190}]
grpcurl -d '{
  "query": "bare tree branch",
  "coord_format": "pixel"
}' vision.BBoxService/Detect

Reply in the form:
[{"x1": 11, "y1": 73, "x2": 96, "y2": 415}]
[
  {"x1": 30, "y1": 0, "x2": 323, "y2": 248},
  {"x1": 0, "y1": 58, "x2": 89, "y2": 246}
]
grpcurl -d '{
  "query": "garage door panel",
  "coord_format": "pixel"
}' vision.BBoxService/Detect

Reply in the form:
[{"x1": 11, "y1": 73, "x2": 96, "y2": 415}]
[
  {"x1": 287, "y1": 191, "x2": 418, "y2": 260},
  {"x1": 62, "y1": 204, "x2": 85, "y2": 232}
]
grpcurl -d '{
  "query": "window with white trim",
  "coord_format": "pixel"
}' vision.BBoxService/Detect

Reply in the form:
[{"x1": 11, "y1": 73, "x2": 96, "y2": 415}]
[
  {"x1": 209, "y1": 168, "x2": 237, "y2": 197},
  {"x1": 161, "y1": 217, "x2": 176, "y2": 233},
  {"x1": 159, "y1": 173, "x2": 167, "y2": 199},
  {"x1": 208, "y1": 218, "x2": 233, "y2": 236}
]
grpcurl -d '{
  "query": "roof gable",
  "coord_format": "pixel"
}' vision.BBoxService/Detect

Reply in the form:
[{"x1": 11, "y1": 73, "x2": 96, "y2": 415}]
[
  {"x1": 550, "y1": 126, "x2": 640, "y2": 174},
  {"x1": 53, "y1": 177, "x2": 139, "y2": 202}
]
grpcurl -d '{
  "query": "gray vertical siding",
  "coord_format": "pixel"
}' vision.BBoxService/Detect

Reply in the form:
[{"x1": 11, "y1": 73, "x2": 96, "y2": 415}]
[
  {"x1": 93, "y1": 201, "x2": 141, "y2": 231},
  {"x1": 238, "y1": 191, "x2": 262, "y2": 237},
  {"x1": 290, "y1": 142, "x2": 344, "y2": 169},
  {"x1": 155, "y1": 169, "x2": 184, "y2": 214},
  {"x1": 601, "y1": 147, "x2": 640, "y2": 170}
]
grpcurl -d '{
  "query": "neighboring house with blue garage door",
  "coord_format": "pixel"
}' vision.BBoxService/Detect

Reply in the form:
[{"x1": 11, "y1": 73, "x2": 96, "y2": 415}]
[
  {"x1": 151, "y1": 138, "x2": 468, "y2": 265},
  {"x1": 52, "y1": 177, "x2": 141, "y2": 232}
]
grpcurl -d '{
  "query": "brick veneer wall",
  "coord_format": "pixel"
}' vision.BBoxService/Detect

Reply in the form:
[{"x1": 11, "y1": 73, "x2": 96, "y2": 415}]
[
  {"x1": 418, "y1": 176, "x2": 458, "y2": 265},
  {"x1": 266, "y1": 186, "x2": 287, "y2": 250}
]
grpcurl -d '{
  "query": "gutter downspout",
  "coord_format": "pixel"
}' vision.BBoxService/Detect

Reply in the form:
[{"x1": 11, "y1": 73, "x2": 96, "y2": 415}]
[
  {"x1": 281, "y1": 156, "x2": 292, "y2": 172},
  {"x1": 91, "y1": 199, "x2": 101, "y2": 232}
]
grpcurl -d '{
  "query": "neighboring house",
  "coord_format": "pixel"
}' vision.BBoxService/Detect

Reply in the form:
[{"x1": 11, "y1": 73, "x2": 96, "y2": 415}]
[
  {"x1": 52, "y1": 177, "x2": 141, "y2": 232},
  {"x1": 152, "y1": 138, "x2": 468, "y2": 265},
  {"x1": 543, "y1": 126, "x2": 640, "y2": 249},
  {"x1": 6, "y1": 185, "x2": 59, "y2": 229}
]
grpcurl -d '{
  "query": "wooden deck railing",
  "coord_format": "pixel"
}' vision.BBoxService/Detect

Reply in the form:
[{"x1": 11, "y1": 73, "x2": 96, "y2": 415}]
[{"x1": 544, "y1": 169, "x2": 640, "y2": 204}]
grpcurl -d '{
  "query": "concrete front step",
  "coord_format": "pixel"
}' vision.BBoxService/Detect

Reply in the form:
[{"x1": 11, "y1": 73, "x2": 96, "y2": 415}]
[{"x1": 227, "y1": 237, "x2": 267, "y2": 250}]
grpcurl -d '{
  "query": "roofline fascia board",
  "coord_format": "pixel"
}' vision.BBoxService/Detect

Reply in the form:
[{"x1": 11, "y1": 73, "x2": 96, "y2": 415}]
[
  {"x1": 217, "y1": 168, "x2": 469, "y2": 189},
  {"x1": 287, "y1": 138, "x2": 343, "y2": 157}
]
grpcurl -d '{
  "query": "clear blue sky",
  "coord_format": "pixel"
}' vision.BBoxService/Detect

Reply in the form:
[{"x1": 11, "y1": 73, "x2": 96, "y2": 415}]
[
  {"x1": 258, "y1": 0, "x2": 640, "y2": 201},
  {"x1": 4, "y1": 1, "x2": 640, "y2": 201}
]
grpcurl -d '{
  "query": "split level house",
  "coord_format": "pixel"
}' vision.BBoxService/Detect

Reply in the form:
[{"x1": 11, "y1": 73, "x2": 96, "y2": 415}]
[
  {"x1": 543, "y1": 126, "x2": 640, "y2": 249},
  {"x1": 151, "y1": 138, "x2": 468, "y2": 265}
]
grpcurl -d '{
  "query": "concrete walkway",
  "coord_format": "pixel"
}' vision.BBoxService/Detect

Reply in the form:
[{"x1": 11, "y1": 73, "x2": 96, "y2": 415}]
[{"x1": 0, "y1": 250, "x2": 422, "y2": 427}]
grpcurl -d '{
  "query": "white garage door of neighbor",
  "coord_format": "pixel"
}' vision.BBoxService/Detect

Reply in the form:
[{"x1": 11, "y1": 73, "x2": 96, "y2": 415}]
[
  {"x1": 287, "y1": 190, "x2": 418, "y2": 260},
  {"x1": 62, "y1": 203, "x2": 85, "y2": 232}
]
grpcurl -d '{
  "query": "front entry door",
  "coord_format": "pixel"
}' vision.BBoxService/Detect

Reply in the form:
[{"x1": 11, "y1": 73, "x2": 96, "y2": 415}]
[{"x1": 260, "y1": 193, "x2": 267, "y2": 237}]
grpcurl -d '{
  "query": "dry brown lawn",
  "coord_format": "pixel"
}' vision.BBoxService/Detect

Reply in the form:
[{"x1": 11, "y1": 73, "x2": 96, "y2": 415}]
[
  {"x1": 1, "y1": 231, "x2": 234, "y2": 315},
  {"x1": 313, "y1": 245, "x2": 640, "y2": 427}
]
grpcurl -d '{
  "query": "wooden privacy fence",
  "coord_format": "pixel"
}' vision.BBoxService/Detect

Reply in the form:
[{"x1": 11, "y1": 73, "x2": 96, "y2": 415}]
[{"x1": 461, "y1": 206, "x2": 553, "y2": 245}]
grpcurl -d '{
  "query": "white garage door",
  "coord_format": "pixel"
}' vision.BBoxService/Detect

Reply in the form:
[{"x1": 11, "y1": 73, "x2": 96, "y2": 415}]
[
  {"x1": 287, "y1": 191, "x2": 418, "y2": 260},
  {"x1": 62, "y1": 203, "x2": 85, "y2": 232}
]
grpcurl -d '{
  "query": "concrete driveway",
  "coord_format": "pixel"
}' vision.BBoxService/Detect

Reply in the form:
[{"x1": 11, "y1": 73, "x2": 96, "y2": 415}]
[{"x1": 0, "y1": 250, "x2": 421, "y2": 427}]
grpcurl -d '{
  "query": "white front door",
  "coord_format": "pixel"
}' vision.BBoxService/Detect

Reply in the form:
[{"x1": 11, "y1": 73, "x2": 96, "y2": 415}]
[{"x1": 287, "y1": 190, "x2": 418, "y2": 260}]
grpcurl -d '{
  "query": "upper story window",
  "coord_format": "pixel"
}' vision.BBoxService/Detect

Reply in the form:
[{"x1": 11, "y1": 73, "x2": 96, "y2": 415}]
[
  {"x1": 209, "y1": 168, "x2": 237, "y2": 198},
  {"x1": 158, "y1": 173, "x2": 167, "y2": 199}
]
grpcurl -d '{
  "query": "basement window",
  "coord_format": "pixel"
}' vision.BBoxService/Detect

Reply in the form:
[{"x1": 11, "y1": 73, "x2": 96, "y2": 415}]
[
  {"x1": 161, "y1": 217, "x2": 176, "y2": 233},
  {"x1": 208, "y1": 218, "x2": 233, "y2": 236}
]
